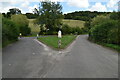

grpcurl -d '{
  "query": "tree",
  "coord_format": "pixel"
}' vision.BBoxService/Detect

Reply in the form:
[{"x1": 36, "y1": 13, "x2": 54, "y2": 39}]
[
  {"x1": 35, "y1": 1, "x2": 63, "y2": 35},
  {"x1": 6, "y1": 8, "x2": 21, "y2": 18},
  {"x1": 11, "y1": 14, "x2": 31, "y2": 36},
  {"x1": 9, "y1": 8, "x2": 21, "y2": 15},
  {"x1": 91, "y1": 15, "x2": 109, "y2": 27},
  {"x1": 2, "y1": 17, "x2": 19, "y2": 47}
]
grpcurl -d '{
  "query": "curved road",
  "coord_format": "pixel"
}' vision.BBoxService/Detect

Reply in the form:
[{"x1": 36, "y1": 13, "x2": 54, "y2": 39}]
[{"x1": 3, "y1": 35, "x2": 118, "y2": 78}]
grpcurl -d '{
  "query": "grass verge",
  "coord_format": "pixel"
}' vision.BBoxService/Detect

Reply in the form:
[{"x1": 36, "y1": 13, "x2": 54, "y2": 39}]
[
  {"x1": 100, "y1": 43, "x2": 120, "y2": 52},
  {"x1": 38, "y1": 35, "x2": 77, "y2": 50},
  {"x1": 88, "y1": 37, "x2": 120, "y2": 52},
  {"x1": 2, "y1": 40, "x2": 18, "y2": 48}
]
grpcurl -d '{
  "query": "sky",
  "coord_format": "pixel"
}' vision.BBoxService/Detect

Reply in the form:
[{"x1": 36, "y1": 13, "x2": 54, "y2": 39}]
[{"x1": 0, "y1": 0, "x2": 119, "y2": 14}]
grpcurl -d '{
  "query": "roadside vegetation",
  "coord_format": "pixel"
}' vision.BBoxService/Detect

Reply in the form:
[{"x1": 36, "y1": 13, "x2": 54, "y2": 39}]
[
  {"x1": 86, "y1": 12, "x2": 120, "y2": 52},
  {"x1": 2, "y1": 8, "x2": 31, "y2": 47},
  {"x1": 38, "y1": 35, "x2": 77, "y2": 49},
  {"x1": 28, "y1": 19, "x2": 40, "y2": 36}
]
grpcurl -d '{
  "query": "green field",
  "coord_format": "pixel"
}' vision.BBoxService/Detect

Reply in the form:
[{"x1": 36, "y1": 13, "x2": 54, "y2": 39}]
[
  {"x1": 28, "y1": 19, "x2": 85, "y2": 35},
  {"x1": 28, "y1": 19, "x2": 40, "y2": 35},
  {"x1": 62, "y1": 19, "x2": 85, "y2": 28},
  {"x1": 38, "y1": 35, "x2": 77, "y2": 49}
]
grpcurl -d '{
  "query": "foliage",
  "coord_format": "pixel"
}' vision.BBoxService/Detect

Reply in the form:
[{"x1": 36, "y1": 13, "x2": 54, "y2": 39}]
[
  {"x1": 25, "y1": 13, "x2": 38, "y2": 19},
  {"x1": 89, "y1": 12, "x2": 120, "y2": 48},
  {"x1": 64, "y1": 11, "x2": 110, "y2": 21},
  {"x1": 62, "y1": 24, "x2": 83, "y2": 35},
  {"x1": 11, "y1": 14, "x2": 31, "y2": 36},
  {"x1": 91, "y1": 15, "x2": 110, "y2": 27},
  {"x1": 3, "y1": 8, "x2": 22, "y2": 18},
  {"x1": 2, "y1": 17, "x2": 19, "y2": 47},
  {"x1": 110, "y1": 12, "x2": 119, "y2": 20},
  {"x1": 35, "y1": 2, "x2": 63, "y2": 35},
  {"x1": 28, "y1": 19, "x2": 40, "y2": 35}
]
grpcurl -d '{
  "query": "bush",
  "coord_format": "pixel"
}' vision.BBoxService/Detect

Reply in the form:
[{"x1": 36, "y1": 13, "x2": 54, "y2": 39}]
[
  {"x1": 62, "y1": 24, "x2": 83, "y2": 35},
  {"x1": 89, "y1": 20, "x2": 118, "y2": 43},
  {"x1": 2, "y1": 17, "x2": 19, "y2": 47},
  {"x1": 110, "y1": 12, "x2": 119, "y2": 20},
  {"x1": 62, "y1": 24, "x2": 71, "y2": 34},
  {"x1": 107, "y1": 21, "x2": 120, "y2": 45},
  {"x1": 91, "y1": 15, "x2": 109, "y2": 27},
  {"x1": 11, "y1": 14, "x2": 31, "y2": 36}
]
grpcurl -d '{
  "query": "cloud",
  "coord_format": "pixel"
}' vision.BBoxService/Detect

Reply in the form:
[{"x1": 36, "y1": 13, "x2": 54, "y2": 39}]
[
  {"x1": 88, "y1": 3, "x2": 107, "y2": 12},
  {"x1": 107, "y1": 0, "x2": 119, "y2": 8},
  {"x1": 21, "y1": 1, "x2": 30, "y2": 8},
  {"x1": 67, "y1": 0, "x2": 89, "y2": 8},
  {"x1": 28, "y1": 5, "x2": 39, "y2": 13}
]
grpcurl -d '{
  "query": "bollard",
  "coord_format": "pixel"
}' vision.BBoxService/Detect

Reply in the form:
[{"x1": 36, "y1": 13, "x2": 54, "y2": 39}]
[{"x1": 58, "y1": 40, "x2": 61, "y2": 48}]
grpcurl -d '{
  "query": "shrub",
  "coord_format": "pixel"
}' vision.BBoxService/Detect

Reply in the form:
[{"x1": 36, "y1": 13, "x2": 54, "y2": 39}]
[
  {"x1": 2, "y1": 17, "x2": 19, "y2": 47},
  {"x1": 62, "y1": 24, "x2": 71, "y2": 34},
  {"x1": 11, "y1": 14, "x2": 31, "y2": 36},
  {"x1": 62, "y1": 24, "x2": 83, "y2": 35},
  {"x1": 91, "y1": 15, "x2": 109, "y2": 27},
  {"x1": 107, "y1": 21, "x2": 120, "y2": 45},
  {"x1": 89, "y1": 20, "x2": 118, "y2": 43},
  {"x1": 110, "y1": 12, "x2": 119, "y2": 20}
]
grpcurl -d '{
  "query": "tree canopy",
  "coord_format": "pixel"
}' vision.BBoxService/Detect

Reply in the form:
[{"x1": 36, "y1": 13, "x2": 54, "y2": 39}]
[{"x1": 35, "y1": 1, "x2": 63, "y2": 35}]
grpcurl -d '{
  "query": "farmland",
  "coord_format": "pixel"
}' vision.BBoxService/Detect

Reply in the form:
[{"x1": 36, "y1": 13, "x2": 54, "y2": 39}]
[
  {"x1": 62, "y1": 19, "x2": 85, "y2": 28},
  {"x1": 28, "y1": 19, "x2": 85, "y2": 35}
]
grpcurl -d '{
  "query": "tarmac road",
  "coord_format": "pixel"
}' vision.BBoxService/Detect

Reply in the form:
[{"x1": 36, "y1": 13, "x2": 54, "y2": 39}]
[
  {"x1": 2, "y1": 35, "x2": 118, "y2": 78},
  {"x1": 46, "y1": 35, "x2": 118, "y2": 78}
]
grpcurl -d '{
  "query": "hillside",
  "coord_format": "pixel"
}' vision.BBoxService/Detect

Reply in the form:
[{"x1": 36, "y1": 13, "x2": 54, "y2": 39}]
[
  {"x1": 28, "y1": 19, "x2": 85, "y2": 35},
  {"x1": 28, "y1": 19, "x2": 40, "y2": 35},
  {"x1": 63, "y1": 19, "x2": 85, "y2": 28}
]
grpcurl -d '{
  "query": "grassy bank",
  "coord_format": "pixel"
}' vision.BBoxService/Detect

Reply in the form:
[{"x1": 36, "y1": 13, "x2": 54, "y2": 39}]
[
  {"x1": 100, "y1": 43, "x2": 120, "y2": 52},
  {"x1": 88, "y1": 38, "x2": 120, "y2": 52},
  {"x1": 38, "y1": 35, "x2": 77, "y2": 50},
  {"x1": 2, "y1": 40, "x2": 17, "y2": 48}
]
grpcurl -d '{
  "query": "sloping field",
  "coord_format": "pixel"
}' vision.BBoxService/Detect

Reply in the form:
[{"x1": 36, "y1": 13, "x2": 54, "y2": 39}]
[
  {"x1": 28, "y1": 19, "x2": 40, "y2": 35},
  {"x1": 28, "y1": 19, "x2": 85, "y2": 35},
  {"x1": 62, "y1": 19, "x2": 85, "y2": 28}
]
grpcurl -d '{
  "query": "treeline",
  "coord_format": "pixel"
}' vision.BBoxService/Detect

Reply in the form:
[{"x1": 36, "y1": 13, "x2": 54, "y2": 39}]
[
  {"x1": 2, "y1": 14, "x2": 31, "y2": 47},
  {"x1": 2, "y1": 8, "x2": 38, "y2": 19},
  {"x1": 64, "y1": 11, "x2": 110, "y2": 21},
  {"x1": 86, "y1": 12, "x2": 120, "y2": 50}
]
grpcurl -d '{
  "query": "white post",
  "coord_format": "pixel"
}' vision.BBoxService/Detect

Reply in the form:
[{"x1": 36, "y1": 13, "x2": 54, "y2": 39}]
[{"x1": 58, "y1": 30, "x2": 62, "y2": 38}]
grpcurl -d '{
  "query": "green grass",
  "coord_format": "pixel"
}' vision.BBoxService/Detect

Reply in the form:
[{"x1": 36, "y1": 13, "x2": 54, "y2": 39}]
[
  {"x1": 62, "y1": 19, "x2": 85, "y2": 28},
  {"x1": 103, "y1": 43, "x2": 120, "y2": 52},
  {"x1": 38, "y1": 35, "x2": 77, "y2": 50},
  {"x1": 2, "y1": 40, "x2": 17, "y2": 48}
]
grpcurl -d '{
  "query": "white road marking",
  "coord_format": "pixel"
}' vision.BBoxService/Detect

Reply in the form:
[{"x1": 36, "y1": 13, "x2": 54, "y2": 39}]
[{"x1": 34, "y1": 39, "x2": 49, "y2": 51}]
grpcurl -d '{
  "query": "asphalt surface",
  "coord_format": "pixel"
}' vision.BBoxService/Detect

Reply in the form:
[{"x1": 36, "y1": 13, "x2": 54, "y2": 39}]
[
  {"x1": 3, "y1": 37, "x2": 58, "y2": 78},
  {"x1": 2, "y1": 35, "x2": 118, "y2": 78}
]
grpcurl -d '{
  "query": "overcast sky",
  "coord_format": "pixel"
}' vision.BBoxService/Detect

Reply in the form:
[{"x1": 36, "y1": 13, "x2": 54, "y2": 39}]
[{"x1": 0, "y1": 0, "x2": 119, "y2": 14}]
